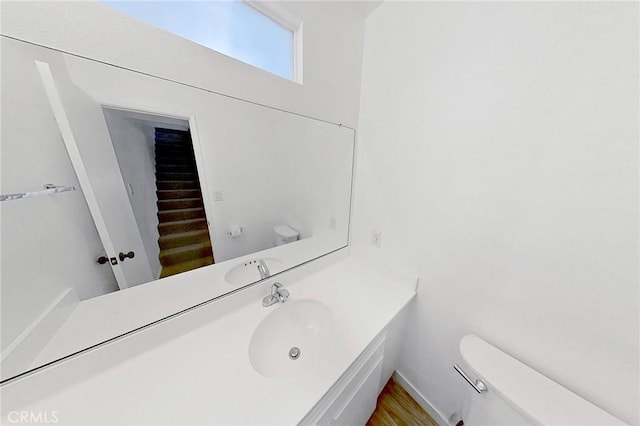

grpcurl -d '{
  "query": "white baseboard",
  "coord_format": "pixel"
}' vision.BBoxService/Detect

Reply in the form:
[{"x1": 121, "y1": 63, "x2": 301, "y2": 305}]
[
  {"x1": 2, "y1": 287, "x2": 79, "y2": 374},
  {"x1": 393, "y1": 370, "x2": 450, "y2": 426}
]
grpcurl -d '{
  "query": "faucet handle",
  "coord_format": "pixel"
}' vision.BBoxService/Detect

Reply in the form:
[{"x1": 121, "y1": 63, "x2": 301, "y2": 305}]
[
  {"x1": 263, "y1": 283, "x2": 288, "y2": 307},
  {"x1": 279, "y1": 289, "x2": 289, "y2": 302}
]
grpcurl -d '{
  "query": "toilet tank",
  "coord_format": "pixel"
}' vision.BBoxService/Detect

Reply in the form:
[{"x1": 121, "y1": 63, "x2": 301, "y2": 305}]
[
  {"x1": 274, "y1": 225, "x2": 299, "y2": 246},
  {"x1": 458, "y1": 335, "x2": 626, "y2": 426}
]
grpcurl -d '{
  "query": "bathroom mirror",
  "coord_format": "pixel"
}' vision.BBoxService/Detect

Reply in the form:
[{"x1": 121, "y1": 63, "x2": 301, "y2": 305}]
[{"x1": 0, "y1": 37, "x2": 354, "y2": 381}]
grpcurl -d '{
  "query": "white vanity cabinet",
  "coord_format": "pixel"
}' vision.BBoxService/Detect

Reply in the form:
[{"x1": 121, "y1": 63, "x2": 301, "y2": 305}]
[{"x1": 301, "y1": 333, "x2": 386, "y2": 426}]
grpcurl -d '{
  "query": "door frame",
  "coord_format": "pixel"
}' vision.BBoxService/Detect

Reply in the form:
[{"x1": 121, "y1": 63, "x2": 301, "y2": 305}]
[{"x1": 99, "y1": 104, "x2": 213, "y2": 230}]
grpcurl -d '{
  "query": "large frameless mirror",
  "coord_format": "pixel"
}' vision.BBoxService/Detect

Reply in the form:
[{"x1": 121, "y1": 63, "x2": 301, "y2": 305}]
[{"x1": 0, "y1": 37, "x2": 354, "y2": 381}]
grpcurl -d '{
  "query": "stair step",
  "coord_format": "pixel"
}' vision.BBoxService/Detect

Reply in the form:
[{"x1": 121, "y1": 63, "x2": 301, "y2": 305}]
[
  {"x1": 156, "y1": 164, "x2": 194, "y2": 173},
  {"x1": 158, "y1": 229, "x2": 211, "y2": 250},
  {"x1": 155, "y1": 156, "x2": 194, "y2": 165},
  {"x1": 155, "y1": 140, "x2": 190, "y2": 148},
  {"x1": 155, "y1": 132, "x2": 188, "y2": 139},
  {"x1": 158, "y1": 218, "x2": 208, "y2": 235},
  {"x1": 159, "y1": 241, "x2": 213, "y2": 266},
  {"x1": 155, "y1": 137, "x2": 187, "y2": 146},
  {"x1": 155, "y1": 133, "x2": 189, "y2": 142},
  {"x1": 159, "y1": 256, "x2": 213, "y2": 278},
  {"x1": 158, "y1": 207, "x2": 205, "y2": 222},
  {"x1": 155, "y1": 158, "x2": 193, "y2": 167},
  {"x1": 156, "y1": 188, "x2": 201, "y2": 200},
  {"x1": 157, "y1": 197, "x2": 203, "y2": 211},
  {"x1": 156, "y1": 172, "x2": 197, "y2": 181},
  {"x1": 156, "y1": 180, "x2": 200, "y2": 190},
  {"x1": 155, "y1": 146, "x2": 192, "y2": 156}
]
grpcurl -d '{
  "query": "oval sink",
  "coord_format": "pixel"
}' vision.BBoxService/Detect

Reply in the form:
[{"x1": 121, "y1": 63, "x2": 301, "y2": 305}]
[
  {"x1": 225, "y1": 258, "x2": 283, "y2": 286},
  {"x1": 249, "y1": 300, "x2": 333, "y2": 379}
]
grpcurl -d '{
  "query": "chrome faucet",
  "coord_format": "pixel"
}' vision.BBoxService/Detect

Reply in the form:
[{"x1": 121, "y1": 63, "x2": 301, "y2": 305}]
[
  {"x1": 262, "y1": 282, "x2": 289, "y2": 307},
  {"x1": 257, "y1": 259, "x2": 270, "y2": 280}
]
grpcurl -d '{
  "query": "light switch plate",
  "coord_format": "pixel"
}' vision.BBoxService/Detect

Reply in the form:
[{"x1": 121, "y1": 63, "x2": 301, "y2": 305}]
[{"x1": 371, "y1": 230, "x2": 382, "y2": 248}]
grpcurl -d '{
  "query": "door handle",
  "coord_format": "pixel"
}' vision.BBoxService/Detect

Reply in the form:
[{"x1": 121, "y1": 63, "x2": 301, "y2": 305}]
[
  {"x1": 119, "y1": 251, "x2": 135, "y2": 261},
  {"x1": 97, "y1": 256, "x2": 118, "y2": 265}
]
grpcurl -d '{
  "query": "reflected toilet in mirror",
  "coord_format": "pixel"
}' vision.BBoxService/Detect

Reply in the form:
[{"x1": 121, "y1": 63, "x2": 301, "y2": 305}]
[{"x1": 274, "y1": 225, "x2": 299, "y2": 246}]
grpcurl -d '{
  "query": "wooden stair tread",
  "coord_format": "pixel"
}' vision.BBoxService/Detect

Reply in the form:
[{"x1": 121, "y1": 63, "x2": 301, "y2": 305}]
[
  {"x1": 156, "y1": 164, "x2": 193, "y2": 170},
  {"x1": 157, "y1": 197, "x2": 204, "y2": 210},
  {"x1": 156, "y1": 180, "x2": 199, "y2": 190},
  {"x1": 160, "y1": 241, "x2": 211, "y2": 255},
  {"x1": 154, "y1": 147, "x2": 191, "y2": 154},
  {"x1": 157, "y1": 219, "x2": 208, "y2": 236},
  {"x1": 157, "y1": 180, "x2": 199, "y2": 184},
  {"x1": 158, "y1": 217, "x2": 207, "y2": 227},
  {"x1": 159, "y1": 229, "x2": 210, "y2": 242},
  {"x1": 157, "y1": 197, "x2": 202, "y2": 202},
  {"x1": 159, "y1": 241, "x2": 213, "y2": 266},
  {"x1": 156, "y1": 189, "x2": 200, "y2": 193},
  {"x1": 159, "y1": 256, "x2": 213, "y2": 278},
  {"x1": 156, "y1": 172, "x2": 197, "y2": 178},
  {"x1": 155, "y1": 155, "x2": 194, "y2": 161},
  {"x1": 157, "y1": 207, "x2": 206, "y2": 222},
  {"x1": 156, "y1": 189, "x2": 201, "y2": 199},
  {"x1": 158, "y1": 207, "x2": 204, "y2": 215}
]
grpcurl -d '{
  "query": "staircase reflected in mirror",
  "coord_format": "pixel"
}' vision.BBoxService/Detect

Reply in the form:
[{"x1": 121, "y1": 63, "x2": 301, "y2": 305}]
[{"x1": 155, "y1": 128, "x2": 214, "y2": 277}]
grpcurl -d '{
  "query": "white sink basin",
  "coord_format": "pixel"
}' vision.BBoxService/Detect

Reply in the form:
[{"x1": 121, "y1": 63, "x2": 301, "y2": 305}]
[
  {"x1": 249, "y1": 300, "x2": 333, "y2": 379},
  {"x1": 225, "y1": 258, "x2": 283, "y2": 286}
]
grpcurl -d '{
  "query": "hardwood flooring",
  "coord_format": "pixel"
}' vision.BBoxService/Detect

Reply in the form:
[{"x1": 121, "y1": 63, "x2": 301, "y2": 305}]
[{"x1": 367, "y1": 376, "x2": 439, "y2": 426}]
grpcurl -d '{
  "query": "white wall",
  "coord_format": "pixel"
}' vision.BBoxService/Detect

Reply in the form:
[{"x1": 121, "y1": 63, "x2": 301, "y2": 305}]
[
  {"x1": 1, "y1": 0, "x2": 368, "y2": 128},
  {"x1": 353, "y1": 2, "x2": 638, "y2": 424},
  {"x1": 192, "y1": 93, "x2": 354, "y2": 262}
]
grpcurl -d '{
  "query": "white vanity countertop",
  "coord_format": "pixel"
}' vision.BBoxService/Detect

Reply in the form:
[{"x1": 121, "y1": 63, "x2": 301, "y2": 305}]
[
  {"x1": 30, "y1": 236, "x2": 339, "y2": 368},
  {"x1": 1, "y1": 254, "x2": 416, "y2": 425}
]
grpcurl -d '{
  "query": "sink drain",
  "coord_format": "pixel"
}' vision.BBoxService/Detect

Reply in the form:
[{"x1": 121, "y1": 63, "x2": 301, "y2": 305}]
[{"x1": 289, "y1": 347, "x2": 301, "y2": 360}]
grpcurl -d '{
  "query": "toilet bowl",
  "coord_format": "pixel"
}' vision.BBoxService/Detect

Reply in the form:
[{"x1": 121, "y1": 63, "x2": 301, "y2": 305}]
[{"x1": 274, "y1": 225, "x2": 299, "y2": 246}]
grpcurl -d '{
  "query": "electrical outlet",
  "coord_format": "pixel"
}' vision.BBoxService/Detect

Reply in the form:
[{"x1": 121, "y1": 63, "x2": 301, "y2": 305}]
[
  {"x1": 214, "y1": 190, "x2": 224, "y2": 201},
  {"x1": 371, "y1": 230, "x2": 382, "y2": 248}
]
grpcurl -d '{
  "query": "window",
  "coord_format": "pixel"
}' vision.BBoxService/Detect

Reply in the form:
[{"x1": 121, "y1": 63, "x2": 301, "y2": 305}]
[{"x1": 99, "y1": 1, "x2": 301, "y2": 82}]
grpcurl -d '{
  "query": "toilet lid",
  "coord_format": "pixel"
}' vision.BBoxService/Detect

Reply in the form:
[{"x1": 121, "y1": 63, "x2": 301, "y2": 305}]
[{"x1": 274, "y1": 225, "x2": 298, "y2": 238}]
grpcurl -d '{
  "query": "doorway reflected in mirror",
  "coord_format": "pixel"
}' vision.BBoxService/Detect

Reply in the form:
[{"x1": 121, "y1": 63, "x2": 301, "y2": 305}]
[{"x1": 103, "y1": 109, "x2": 215, "y2": 281}]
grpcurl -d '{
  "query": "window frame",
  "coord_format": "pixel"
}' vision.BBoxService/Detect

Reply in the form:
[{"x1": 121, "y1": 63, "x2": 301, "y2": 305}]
[{"x1": 244, "y1": 1, "x2": 303, "y2": 84}]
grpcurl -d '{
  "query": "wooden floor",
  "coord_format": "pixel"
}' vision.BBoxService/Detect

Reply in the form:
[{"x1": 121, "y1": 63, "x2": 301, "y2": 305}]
[{"x1": 367, "y1": 376, "x2": 439, "y2": 426}]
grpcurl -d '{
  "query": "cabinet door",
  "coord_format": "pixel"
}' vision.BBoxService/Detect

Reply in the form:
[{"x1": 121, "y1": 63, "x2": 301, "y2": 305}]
[
  {"x1": 301, "y1": 333, "x2": 386, "y2": 426},
  {"x1": 327, "y1": 355, "x2": 383, "y2": 426}
]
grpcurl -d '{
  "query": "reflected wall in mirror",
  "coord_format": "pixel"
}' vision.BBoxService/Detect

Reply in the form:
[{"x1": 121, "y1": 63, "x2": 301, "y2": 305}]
[{"x1": 0, "y1": 37, "x2": 354, "y2": 381}]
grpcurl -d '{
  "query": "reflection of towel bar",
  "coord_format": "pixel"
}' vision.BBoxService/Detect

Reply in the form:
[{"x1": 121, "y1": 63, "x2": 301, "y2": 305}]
[
  {"x1": 454, "y1": 364, "x2": 488, "y2": 393},
  {"x1": 0, "y1": 184, "x2": 76, "y2": 202}
]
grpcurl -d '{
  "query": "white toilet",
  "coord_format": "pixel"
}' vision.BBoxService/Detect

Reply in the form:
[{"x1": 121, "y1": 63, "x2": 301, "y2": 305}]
[
  {"x1": 274, "y1": 225, "x2": 299, "y2": 246},
  {"x1": 459, "y1": 335, "x2": 626, "y2": 426}
]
